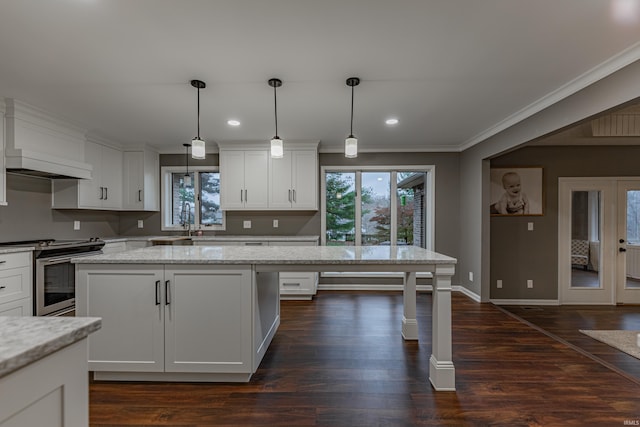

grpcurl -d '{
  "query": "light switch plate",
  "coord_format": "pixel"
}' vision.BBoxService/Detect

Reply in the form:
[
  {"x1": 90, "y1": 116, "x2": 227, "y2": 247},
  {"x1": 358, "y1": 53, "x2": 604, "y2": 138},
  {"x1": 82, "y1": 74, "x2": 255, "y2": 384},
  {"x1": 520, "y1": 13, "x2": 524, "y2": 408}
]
[
  {"x1": 528, "y1": 222, "x2": 534, "y2": 231},
  {"x1": 273, "y1": 219, "x2": 279, "y2": 228},
  {"x1": 137, "y1": 220, "x2": 144, "y2": 229},
  {"x1": 243, "y1": 220, "x2": 251, "y2": 229}
]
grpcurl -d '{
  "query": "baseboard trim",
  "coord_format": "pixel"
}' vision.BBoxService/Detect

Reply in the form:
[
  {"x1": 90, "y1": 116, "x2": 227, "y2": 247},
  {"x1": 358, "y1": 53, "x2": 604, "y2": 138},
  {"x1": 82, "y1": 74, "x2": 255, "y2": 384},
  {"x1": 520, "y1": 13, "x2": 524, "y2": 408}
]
[
  {"x1": 453, "y1": 285, "x2": 481, "y2": 302},
  {"x1": 491, "y1": 299, "x2": 559, "y2": 306}
]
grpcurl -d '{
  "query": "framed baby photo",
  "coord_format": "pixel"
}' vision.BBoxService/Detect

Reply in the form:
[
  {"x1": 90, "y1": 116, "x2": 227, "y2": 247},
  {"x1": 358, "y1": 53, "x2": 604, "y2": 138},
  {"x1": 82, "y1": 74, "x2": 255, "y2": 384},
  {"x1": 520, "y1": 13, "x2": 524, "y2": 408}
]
[{"x1": 489, "y1": 167, "x2": 543, "y2": 216}]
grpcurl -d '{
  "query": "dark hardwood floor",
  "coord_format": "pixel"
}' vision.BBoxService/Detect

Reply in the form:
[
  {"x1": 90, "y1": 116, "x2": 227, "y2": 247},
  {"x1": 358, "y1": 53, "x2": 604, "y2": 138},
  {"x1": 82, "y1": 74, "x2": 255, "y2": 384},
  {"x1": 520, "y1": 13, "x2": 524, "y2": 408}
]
[{"x1": 89, "y1": 291, "x2": 640, "y2": 426}]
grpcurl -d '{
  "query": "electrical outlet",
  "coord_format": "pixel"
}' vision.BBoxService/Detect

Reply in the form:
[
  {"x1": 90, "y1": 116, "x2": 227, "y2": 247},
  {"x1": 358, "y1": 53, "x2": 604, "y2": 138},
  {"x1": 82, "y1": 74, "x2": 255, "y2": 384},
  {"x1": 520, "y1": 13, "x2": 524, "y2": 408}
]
[
  {"x1": 273, "y1": 219, "x2": 279, "y2": 228},
  {"x1": 137, "y1": 220, "x2": 144, "y2": 229},
  {"x1": 243, "y1": 220, "x2": 251, "y2": 229},
  {"x1": 468, "y1": 272, "x2": 473, "y2": 282},
  {"x1": 528, "y1": 222, "x2": 534, "y2": 231},
  {"x1": 527, "y1": 279, "x2": 533, "y2": 288},
  {"x1": 497, "y1": 279, "x2": 503, "y2": 289},
  {"x1": 73, "y1": 221, "x2": 80, "y2": 230}
]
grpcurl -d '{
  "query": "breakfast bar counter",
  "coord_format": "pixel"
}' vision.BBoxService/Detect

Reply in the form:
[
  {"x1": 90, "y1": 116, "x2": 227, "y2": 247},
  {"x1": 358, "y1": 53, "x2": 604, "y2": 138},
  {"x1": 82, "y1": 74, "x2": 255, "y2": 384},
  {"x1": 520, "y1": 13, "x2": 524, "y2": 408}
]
[{"x1": 74, "y1": 245, "x2": 457, "y2": 390}]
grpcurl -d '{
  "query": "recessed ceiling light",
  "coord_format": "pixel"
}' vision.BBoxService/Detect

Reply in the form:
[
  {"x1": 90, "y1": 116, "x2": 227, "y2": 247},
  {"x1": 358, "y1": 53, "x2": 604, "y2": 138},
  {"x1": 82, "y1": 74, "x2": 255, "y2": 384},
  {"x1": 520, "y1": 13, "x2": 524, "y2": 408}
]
[
  {"x1": 385, "y1": 118, "x2": 399, "y2": 125},
  {"x1": 227, "y1": 119, "x2": 241, "y2": 126}
]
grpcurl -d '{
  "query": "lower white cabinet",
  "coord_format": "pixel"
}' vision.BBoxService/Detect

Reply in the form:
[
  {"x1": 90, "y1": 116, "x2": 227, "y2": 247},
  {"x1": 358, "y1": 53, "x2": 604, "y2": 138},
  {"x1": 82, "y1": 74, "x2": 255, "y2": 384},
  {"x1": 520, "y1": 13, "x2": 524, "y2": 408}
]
[
  {"x1": 0, "y1": 339, "x2": 90, "y2": 427},
  {"x1": 77, "y1": 264, "x2": 254, "y2": 378},
  {"x1": 0, "y1": 251, "x2": 32, "y2": 316}
]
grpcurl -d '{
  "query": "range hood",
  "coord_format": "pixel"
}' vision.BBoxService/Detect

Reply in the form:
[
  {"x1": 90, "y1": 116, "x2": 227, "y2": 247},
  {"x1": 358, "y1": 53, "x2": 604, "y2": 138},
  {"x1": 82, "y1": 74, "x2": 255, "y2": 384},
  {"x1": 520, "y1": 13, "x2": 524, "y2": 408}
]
[
  {"x1": 4, "y1": 99, "x2": 93, "y2": 180},
  {"x1": 5, "y1": 148, "x2": 92, "y2": 179}
]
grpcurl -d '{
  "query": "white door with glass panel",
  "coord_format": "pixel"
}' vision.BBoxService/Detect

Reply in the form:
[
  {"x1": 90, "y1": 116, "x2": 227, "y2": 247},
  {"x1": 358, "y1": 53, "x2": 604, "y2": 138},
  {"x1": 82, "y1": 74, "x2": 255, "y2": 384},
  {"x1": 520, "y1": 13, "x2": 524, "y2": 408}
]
[
  {"x1": 559, "y1": 177, "x2": 640, "y2": 305},
  {"x1": 616, "y1": 181, "x2": 640, "y2": 304}
]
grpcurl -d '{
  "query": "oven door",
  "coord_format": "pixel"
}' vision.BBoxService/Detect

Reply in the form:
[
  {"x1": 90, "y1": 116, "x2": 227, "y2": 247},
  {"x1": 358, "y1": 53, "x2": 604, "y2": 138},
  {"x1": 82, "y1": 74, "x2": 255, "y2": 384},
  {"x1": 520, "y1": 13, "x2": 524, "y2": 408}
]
[{"x1": 35, "y1": 251, "x2": 101, "y2": 316}]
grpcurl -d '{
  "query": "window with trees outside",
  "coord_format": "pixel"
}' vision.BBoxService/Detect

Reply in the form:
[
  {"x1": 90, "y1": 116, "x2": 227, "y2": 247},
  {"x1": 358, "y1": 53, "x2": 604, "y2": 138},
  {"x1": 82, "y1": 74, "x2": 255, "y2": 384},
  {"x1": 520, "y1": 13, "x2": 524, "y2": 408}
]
[
  {"x1": 161, "y1": 166, "x2": 225, "y2": 232},
  {"x1": 321, "y1": 166, "x2": 434, "y2": 249}
]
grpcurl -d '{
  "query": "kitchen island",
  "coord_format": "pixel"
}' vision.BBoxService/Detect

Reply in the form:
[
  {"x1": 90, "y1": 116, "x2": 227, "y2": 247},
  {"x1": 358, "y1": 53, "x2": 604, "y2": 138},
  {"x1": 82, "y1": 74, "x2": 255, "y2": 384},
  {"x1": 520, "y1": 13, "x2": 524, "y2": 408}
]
[
  {"x1": 0, "y1": 316, "x2": 101, "y2": 427},
  {"x1": 74, "y1": 245, "x2": 457, "y2": 390}
]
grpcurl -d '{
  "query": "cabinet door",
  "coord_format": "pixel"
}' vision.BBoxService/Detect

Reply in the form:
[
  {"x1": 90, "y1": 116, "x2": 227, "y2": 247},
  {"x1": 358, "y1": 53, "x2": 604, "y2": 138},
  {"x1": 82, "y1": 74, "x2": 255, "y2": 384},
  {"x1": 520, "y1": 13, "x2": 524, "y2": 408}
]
[
  {"x1": 77, "y1": 265, "x2": 165, "y2": 372},
  {"x1": 243, "y1": 150, "x2": 269, "y2": 209},
  {"x1": 269, "y1": 151, "x2": 293, "y2": 209},
  {"x1": 220, "y1": 151, "x2": 246, "y2": 209},
  {"x1": 78, "y1": 141, "x2": 103, "y2": 208},
  {"x1": 100, "y1": 145, "x2": 123, "y2": 209},
  {"x1": 291, "y1": 150, "x2": 318, "y2": 210},
  {"x1": 0, "y1": 298, "x2": 31, "y2": 316},
  {"x1": 123, "y1": 151, "x2": 144, "y2": 210},
  {"x1": 164, "y1": 266, "x2": 253, "y2": 373}
]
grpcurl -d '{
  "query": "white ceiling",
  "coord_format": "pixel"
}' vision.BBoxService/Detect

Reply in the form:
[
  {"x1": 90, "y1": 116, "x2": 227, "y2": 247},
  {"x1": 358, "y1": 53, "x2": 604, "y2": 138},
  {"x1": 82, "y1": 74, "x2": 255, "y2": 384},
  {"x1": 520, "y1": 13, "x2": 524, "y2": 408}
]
[{"x1": 1, "y1": 0, "x2": 640, "y2": 154}]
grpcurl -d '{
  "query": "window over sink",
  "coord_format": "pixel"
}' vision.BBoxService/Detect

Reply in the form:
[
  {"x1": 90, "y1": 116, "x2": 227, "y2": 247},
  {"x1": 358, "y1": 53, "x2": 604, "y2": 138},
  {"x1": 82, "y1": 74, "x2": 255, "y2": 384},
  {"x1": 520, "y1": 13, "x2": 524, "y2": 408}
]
[{"x1": 161, "y1": 166, "x2": 225, "y2": 232}]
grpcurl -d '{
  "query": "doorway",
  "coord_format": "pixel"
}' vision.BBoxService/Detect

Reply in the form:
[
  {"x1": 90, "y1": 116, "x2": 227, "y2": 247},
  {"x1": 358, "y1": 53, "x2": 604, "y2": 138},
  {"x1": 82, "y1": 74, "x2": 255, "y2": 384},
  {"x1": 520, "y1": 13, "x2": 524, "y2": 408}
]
[{"x1": 559, "y1": 177, "x2": 640, "y2": 304}]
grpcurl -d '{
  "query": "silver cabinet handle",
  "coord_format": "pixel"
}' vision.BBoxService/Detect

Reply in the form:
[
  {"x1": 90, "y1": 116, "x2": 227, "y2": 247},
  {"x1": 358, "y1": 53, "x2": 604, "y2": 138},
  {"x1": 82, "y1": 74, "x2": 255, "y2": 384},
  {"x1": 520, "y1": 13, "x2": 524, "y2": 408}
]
[
  {"x1": 138, "y1": 190, "x2": 142, "y2": 202},
  {"x1": 244, "y1": 189, "x2": 247, "y2": 202},
  {"x1": 240, "y1": 189, "x2": 243, "y2": 202},
  {"x1": 165, "y1": 280, "x2": 171, "y2": 305},
  {"x1": 293, "y1": 189, "x2": 296, "y2": 202},
  {"x1": 0, "y1": 285, "x2": 6, "y2": 290},
  {"x1": 282, "y1": 282, "x2": 301, "y2": 287},
  {"x1": 288, "y1": 189, "x2": 292, "y2": 202},
  {"x1": 0, "y1": 260, "x2": 6, "y2": 264},
  {"x1": 99, "y1": 187, "x2": 104, "y2": 200},
  {"x1": 155, "y1": 280, "x2": 161, "y2": 305},
  {"x1": 105, "y1": 187, "x2": 108, "y2": 200}
]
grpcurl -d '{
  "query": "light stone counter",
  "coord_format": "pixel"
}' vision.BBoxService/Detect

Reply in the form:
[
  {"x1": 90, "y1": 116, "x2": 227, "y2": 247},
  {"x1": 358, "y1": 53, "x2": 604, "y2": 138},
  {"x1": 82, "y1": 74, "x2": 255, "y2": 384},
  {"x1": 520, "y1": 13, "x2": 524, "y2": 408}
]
[
  {"x1": 0, "y1": 316, "x2": 101, "y2": 378},
  {"x1": 72, "y1": 244, "x2": 456, "y2": 267},
  {"x1": 0, "y1": 247, "x2": 35, "y2": 255}
]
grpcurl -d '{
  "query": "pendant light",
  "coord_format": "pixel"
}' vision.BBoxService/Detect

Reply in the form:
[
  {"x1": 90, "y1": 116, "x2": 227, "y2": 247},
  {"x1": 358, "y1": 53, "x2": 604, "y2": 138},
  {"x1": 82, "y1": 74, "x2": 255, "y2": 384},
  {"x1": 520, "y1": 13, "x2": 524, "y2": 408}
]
[
  {"x1": 345, "y1": 77, "x2": 360, "y2": 158},
  {"x1": 190, "y1": 79, "x2": 206, "y2": 159},
  {"x1": 268, "y1": 78, "x2": 284, "y2": 159},
  {"x1": 182, "y1": 143, "x2": 192, "y2": 186}
]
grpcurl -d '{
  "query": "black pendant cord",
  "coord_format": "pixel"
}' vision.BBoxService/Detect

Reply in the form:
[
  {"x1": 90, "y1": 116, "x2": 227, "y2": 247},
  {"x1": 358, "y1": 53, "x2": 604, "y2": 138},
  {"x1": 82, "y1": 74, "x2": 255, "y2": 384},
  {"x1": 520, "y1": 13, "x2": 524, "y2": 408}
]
[
  {"x1": 183, "y1": 143, "x2": 190, "y2": 176},
  {"x1": 350, "y1": 84, "x2": 355, "y2": 137},
  {"x1": 273, "y1": 84, "x2": 279, "y2": 138},
  {"x1": 196, "y1": 86, "x2": 200, "y2": 139}
]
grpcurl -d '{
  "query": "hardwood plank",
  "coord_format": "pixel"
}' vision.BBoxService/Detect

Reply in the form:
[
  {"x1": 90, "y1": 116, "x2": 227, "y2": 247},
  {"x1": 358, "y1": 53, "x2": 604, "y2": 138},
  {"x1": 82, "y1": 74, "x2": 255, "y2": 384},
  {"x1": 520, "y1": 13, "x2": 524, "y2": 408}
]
[{"x1": 90, "y1": 291, "x2": 640, "y2": 426}]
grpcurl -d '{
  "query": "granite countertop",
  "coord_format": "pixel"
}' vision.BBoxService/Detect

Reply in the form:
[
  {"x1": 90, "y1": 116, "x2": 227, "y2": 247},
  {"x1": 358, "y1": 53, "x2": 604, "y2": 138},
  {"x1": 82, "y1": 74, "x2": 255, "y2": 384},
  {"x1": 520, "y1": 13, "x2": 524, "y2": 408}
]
[
  {"x1": 0, "y1": 247, "x2": 35, "y2": 255},
  {"x1": 72, "y1": 245, "x2": 457, "y2": 265},
  {"x1": 0, "y1": 316, "x2": 101, "y2": 378},
  {"x1": 103, "y1": 235, "x2": 320, "y2": 243}
]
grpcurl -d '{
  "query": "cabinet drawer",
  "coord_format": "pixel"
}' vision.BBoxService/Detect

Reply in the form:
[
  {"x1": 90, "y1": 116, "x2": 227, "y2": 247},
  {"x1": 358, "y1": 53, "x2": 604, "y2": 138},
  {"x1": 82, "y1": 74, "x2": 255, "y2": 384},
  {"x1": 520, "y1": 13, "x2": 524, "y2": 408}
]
[
  {"x1": 0, "y1": 266, "x2": 32, "y2": 305},
  {"x1": 0, "y1": 298, "x2": 32, "y2": 316},
  {"x1": 0, "y1": 252, "x2": 31, "y2": 271},
  {"x1": 279, "y1": 272, "x2": 317, "y2": 294}
]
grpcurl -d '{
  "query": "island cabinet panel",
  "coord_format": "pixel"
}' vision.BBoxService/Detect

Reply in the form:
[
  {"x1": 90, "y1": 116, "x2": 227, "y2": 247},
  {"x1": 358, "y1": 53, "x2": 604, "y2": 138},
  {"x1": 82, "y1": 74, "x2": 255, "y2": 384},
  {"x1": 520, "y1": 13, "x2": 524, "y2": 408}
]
[
  {"x1": 76, "y1": 264, "x2": 260, "y2": 379},
  {"x1": 164, "y1": 267, "x2": 253, "y2": 373},
  {"x1": 79, "y1": 265, "x2": 165, "y2": 372}
]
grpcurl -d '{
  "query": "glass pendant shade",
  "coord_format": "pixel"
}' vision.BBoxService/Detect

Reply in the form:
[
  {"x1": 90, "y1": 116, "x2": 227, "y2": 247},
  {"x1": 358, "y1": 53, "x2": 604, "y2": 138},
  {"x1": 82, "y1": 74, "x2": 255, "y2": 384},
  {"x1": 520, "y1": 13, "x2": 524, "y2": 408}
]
[
  {"x1": 270, "y1": 137, "x2": 284, "y2": 159},
  {"x1": 345, "y1": 135, "x2": 358, "y2": 158},
  {"x1": 191, "y1": 137, "x2": 205, "y2": 159},
  {"x1": 183, "y1": 174, "x2": 192, "y2": 187}
]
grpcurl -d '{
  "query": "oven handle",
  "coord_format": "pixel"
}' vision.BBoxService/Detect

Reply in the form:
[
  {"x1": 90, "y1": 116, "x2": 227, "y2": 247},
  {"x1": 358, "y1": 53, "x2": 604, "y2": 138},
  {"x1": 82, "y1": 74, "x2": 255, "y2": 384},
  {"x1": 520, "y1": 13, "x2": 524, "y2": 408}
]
[{"x1": 38, "y1": 251, "x2": 103, "y2": 265}]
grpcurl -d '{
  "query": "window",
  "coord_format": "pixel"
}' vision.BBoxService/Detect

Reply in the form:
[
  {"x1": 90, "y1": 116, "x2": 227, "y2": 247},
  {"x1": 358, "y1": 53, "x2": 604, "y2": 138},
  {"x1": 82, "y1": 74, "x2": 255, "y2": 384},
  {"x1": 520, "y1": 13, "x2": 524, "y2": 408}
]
[
  {"x1": 321, "y1": 166, "x2": 434, "y2": 249},
  {"x1": 161, "y1": 166, "x2": 225, "y2": 231}
]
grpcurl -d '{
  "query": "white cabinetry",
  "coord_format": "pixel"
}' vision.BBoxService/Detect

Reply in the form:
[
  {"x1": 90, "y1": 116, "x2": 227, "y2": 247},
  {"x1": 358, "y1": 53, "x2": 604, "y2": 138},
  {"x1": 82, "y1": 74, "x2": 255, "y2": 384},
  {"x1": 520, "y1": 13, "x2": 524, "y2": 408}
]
[
  {"x1": 269, "y1": 149, "x2": 318, "y2": 210},
  {"x1": 123, "y1": 149, "x2": 159, "y2": 211},
  {"x1": 269, "y1": 241, "x2": 318, "y2": 300},
  {"x1": 52, "y1": 139, "x2": 123, "y2": 210},
  {"x1": 77, "y1": 264, "x2": 255, "y2": 379},
  {"x1": 220, "y1": 150, "x2": 269, "y2": 210},
  {"x1": 0, "y1": 251, "x2": 32, "y2": 316}
]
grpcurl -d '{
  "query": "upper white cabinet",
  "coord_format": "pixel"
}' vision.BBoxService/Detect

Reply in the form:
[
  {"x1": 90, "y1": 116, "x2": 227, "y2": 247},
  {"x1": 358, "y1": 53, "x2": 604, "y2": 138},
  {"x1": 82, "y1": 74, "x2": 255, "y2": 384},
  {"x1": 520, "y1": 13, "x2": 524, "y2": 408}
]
[
  {"x1": 220, "y1": 149, "x2": 269, "y2": 210},
  {"x1": 52, "y1": 138, "x2": 123, "y2": 210},
  {"x1": 269, "y1": 149, "x2": 318, "y2": 210},
  {"x1": 219, "y1": 141, "x2": 318, "y2": 211},
  {"x1": 123, "y1": 148, "x2": 159, "y2": 211}
]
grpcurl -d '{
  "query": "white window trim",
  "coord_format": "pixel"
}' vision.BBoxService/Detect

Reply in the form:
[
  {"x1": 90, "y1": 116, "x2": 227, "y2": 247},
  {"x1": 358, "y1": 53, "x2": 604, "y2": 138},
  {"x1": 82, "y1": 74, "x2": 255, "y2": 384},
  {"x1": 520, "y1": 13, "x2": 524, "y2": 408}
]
[
  {"x1": 161, "y1": 166, "x2": 226, "y2": 232},
  {"x1": 320, "y1": 165, "x2": 435, "y2": 278}
]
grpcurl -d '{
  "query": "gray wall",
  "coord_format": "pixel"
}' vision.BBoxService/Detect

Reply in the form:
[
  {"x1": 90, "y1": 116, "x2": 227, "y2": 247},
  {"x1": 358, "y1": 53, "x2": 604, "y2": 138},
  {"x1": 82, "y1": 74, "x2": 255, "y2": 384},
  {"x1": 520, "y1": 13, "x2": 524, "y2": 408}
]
[
  {"x1": 459, "y1": 58, "x2": 640, "y2": 302},
  {"x1": 490, "y1": 145, "x2": 640, "y2": 300},
  {"x1": 0, "y1": 173, "x2": 119, "y2": 241}
]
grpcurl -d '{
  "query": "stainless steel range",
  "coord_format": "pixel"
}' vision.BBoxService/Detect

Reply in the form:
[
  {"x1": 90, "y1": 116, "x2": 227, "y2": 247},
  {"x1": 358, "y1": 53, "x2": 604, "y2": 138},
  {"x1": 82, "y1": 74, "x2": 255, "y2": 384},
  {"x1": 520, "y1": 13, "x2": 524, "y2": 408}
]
[{"x1": 1, "y1": 238, "x2": 105, "y2": 316}]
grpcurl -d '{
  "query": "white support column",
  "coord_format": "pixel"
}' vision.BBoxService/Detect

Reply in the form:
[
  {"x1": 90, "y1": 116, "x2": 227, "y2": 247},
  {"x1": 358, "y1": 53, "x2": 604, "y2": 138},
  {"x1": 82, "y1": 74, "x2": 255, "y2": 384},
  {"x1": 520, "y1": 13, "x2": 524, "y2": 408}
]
[
  {"x1": 429, "y1": 264, "x2": 456, "y2": 391},
  {"x1": 402, "y1": 271, "x2": 418, "y2": 340}
]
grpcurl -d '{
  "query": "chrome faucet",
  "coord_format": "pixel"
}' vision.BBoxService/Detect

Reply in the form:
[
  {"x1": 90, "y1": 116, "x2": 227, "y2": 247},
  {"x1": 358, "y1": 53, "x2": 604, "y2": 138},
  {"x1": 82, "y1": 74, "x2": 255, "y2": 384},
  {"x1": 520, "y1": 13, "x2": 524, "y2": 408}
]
[{"x1": 181, "y1": 201, "x2": 192, "y2": 236}]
